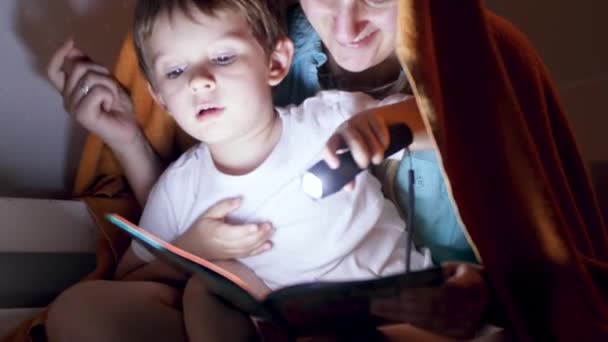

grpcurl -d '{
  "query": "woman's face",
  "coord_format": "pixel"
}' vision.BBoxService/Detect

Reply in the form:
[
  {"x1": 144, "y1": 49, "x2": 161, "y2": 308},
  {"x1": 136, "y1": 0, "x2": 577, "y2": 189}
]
[{"x1": 300, "y1": 0, "x2": 398, "y2": 72}]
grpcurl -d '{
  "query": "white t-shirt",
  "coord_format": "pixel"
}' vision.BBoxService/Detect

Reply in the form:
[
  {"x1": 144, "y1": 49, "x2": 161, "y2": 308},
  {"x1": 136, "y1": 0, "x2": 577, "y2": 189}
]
[{"x1": 133, "y1": 90, "x2": 432, "y2": 289}]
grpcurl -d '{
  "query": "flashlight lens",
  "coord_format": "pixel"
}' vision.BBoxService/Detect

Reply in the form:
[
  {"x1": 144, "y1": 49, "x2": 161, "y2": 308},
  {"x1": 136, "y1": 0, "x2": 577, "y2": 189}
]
[{"x1": 302, "y1": 173, "x2": 323, "y2": 199}]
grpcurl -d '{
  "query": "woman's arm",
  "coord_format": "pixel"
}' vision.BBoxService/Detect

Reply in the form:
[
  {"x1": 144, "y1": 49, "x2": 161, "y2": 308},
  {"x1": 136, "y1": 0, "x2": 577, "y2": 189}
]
[
  {"x1": 46, "y1": 39, "x2": 166, "y2": 207},
  {"x1": 111, "y1": 130, "x2": 165, "y2": 206},
  {"x1": 372, "y1": 97, "x2": 433, "y2": 151}
]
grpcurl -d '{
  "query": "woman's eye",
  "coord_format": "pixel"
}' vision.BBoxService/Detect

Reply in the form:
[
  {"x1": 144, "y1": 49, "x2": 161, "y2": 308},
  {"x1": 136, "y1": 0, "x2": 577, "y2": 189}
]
[
  {"x1": 166, "y1": 66, "x2": 185, "y2": 79},
  {"x1": 212, "y1": 54, "x2": 236, "y2": 66}
]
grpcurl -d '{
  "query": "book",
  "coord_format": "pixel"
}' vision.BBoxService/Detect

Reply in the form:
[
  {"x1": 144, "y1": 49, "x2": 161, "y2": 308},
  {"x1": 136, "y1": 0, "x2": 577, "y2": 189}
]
[{"x1": 106, "y1": 213, "x2": 444, "y2": 335}]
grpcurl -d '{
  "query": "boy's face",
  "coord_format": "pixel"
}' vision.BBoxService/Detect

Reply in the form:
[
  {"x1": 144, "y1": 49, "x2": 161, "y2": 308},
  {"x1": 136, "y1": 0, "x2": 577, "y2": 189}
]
[{"x1": 144, "y1": 6, "x2": 291, "y2": 145}]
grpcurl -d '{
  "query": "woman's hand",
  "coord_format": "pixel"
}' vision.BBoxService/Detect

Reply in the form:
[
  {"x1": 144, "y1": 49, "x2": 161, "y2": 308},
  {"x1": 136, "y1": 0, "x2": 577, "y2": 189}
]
[
  {"x1": 47, "y1": 39, "x2": 139, "y2": 150},
  {"x1": 370, "y1": 263, "x2": 489, "y2": 339},
  {"x1": 181, "y1": 197, "x2": 275, "y2": 261},
  {"x1": 323, "y1": 109, "x2": 389, "y2": 190},
  {"x1": 324, "y1": 109, "x2": 389, "y2": 169}
]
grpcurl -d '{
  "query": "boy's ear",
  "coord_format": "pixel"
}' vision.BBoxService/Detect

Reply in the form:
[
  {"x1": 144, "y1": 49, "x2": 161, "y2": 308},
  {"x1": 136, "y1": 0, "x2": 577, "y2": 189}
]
[
  {"x1": 268, "y1": 37, "x2": 294, "y2": 86},
  {"x1": 147, "y1": 83, "x2": 169, "y2": 114}
]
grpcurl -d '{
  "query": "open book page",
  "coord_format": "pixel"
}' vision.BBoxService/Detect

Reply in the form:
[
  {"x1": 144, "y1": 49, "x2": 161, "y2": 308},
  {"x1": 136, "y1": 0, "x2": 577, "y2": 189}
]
[
  {"x1": 107, "y1": 214, "x2": 251, "y2": 289},
  {"x1": 106, "y1": 213, "x2": 445, "y2": 334},
  {"x1": 106, "y1": 214, "x2": 273, "y2": 317}
]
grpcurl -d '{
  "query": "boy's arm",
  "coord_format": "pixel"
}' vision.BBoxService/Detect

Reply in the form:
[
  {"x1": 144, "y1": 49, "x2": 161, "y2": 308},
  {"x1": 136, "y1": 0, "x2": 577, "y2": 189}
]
[
  {"x1": 114, "y1": 174, "x2": 187, "y2": 282},
  {"x1": 116, "y1": 197, "x2": 275, "y2": 282}
]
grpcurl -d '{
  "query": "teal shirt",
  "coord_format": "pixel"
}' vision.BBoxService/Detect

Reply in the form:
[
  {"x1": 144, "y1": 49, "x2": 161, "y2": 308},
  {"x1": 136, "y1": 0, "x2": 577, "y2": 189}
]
[{"x1": 273, "y1": 6, "x2": 477, "y2": 264}]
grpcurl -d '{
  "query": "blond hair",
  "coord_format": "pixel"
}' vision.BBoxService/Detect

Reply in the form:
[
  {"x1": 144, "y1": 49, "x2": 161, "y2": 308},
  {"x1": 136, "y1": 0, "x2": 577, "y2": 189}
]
[{"x1": 133, "y1": 0, "x2": 286, "y2": 80}]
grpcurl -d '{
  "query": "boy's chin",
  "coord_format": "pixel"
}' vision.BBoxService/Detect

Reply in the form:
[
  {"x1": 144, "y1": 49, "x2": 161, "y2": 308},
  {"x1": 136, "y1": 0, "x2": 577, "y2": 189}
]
[{"x1": 194, "y1": 132, "x2": 232, "y2": 146}]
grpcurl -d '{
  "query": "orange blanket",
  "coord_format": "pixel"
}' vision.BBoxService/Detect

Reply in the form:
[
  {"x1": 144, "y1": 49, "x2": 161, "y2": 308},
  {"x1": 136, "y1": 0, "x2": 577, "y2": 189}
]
[
  {"x1": 397, "y1": 1, "x2": 608, "y2": 340},
  {"x1": 6, "y1": 1, "x2": 608, "y2": 341}
]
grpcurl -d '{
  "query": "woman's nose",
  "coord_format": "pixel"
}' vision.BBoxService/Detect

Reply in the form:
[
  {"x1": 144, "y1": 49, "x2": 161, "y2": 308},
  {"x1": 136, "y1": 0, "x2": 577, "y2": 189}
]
[
  {"x1": 190, "y1": 69, "x2": 215, "y2": 92},
  {"x1": 333, "y1": 1, "x2": 366, "y2": 44}
]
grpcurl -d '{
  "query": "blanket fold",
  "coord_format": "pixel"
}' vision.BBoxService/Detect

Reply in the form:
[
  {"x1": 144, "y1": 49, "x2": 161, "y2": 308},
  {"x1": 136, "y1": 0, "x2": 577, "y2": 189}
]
[
  {"x1": 397, "y1": 1, "x2": 608, "y2": 340},
  {"x1": 5, "y1": 1, "x2": 608, "y2": 341}
]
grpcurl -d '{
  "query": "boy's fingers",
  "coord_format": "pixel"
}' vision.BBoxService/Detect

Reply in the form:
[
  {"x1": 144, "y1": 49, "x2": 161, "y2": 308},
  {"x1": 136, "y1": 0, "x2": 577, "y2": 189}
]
[
  {"x1": 230, "y1": 240, "x2": 272, "y2": 258},
  {"x1": 221, "y1": 222, "x2": 273, "y2": 242},
  {"x1": 203, "y1": 197, "x2": 241, "y2": 219},
  {"x1": 47, "y1": 39, "x2": 75, "y2": 91},
  {"x1": 247, "y1": 241, "x2": 273, "y2": 256}
]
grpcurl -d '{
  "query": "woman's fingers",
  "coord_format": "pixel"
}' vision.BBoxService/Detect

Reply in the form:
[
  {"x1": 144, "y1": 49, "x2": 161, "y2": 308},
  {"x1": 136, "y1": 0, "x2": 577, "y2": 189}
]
[
  {"x1": 47, "y1": 39, "x2": 75, "y2": 91},
  {"x1": 323, "y1": 114, "x2": 391, "y2": 170},
  {"x1": 367, "y1": 116, "x2": 389, "y2": 164},
  {"x1": 71, "y1": 84, "x2": 115, "y2": 127},
  {"x1": 63, "y1": 60, "x2": 112, "y2": 101},
  {"x1": 370, "y1": 264, "x2": 488, "y2": 339},
  {"x1": 371, "y1": 288, "x2": 440, "y2": 319},
  {"x1": 341, "y1": 124, "x2": 371, "y2": 168},
  {"x1": 343, "y1": 179, "x2": 356, "y2": 192},
  {"x1": 443, "y1": 262, "x2": 485, "y2": 288},
  {"x1": 322, "y1": 134, "x2": 343, "y2": 169},
  {"x1": 65, "y1": 71, "x2": 120, "y2": 113},
  {"x1": 370, "y1": 287, "x2": 476, "y2": 338}
]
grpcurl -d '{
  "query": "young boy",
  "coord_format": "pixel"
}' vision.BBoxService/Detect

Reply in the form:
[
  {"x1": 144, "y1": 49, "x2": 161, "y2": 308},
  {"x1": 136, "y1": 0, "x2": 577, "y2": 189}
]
[
  {"x1": 112, "y1": 0, "x2": 431, "y2": 292},
  {"x1": 51, "y1": 0, "x2": 431, "y2": 339}
]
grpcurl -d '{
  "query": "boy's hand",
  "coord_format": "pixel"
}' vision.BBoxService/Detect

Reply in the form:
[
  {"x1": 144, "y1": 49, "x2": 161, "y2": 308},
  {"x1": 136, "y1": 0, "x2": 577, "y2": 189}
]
[
  {"x1": 188, "y1": 197, "x2": 274, "y2": 260},
  {"x1": 47, "y1": 39, "x2": 139, "y2": 150},
  {"x1": 322, "y1": 109, "x2": 389, "y2": 191}
]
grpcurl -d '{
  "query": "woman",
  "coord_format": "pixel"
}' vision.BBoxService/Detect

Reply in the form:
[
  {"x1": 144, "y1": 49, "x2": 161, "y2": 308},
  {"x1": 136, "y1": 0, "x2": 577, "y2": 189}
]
[{"x1": 40, "y1": 1, "x2": 509, "y2": 341}]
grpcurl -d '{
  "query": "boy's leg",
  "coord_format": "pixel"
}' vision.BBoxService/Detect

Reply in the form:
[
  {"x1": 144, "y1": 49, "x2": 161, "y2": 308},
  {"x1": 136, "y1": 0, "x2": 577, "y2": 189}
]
[
  {"x1": 183, "y1": 275, "x2": 262, "y2": 341},
  {"x1": 46, "y1": 280, "x2": 186, "y2": 342},
  {"x1": 183, "y1": 260, "x2": 274, "y2": 341}
]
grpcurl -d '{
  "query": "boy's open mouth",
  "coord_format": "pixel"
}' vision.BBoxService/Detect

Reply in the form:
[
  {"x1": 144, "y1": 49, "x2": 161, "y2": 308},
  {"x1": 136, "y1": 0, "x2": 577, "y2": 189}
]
[{"x1": 196, "y1": 104, "x2": 225, "y2": 120}]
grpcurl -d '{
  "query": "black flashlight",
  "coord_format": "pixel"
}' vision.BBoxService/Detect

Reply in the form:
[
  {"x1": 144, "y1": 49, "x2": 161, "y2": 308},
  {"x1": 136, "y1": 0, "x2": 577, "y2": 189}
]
[{"x1": 302, "y1": 124, "x2": 413, "y2": 199}]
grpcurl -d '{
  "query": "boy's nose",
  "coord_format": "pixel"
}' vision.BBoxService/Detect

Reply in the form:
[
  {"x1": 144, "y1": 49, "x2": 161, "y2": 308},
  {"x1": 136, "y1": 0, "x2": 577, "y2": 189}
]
[
  {"x1": 190, "y1": 70, "x2": 215, "y2": 92},
  {"x1": 333, "y1": 1, "x2": 367, "y2": 44}
]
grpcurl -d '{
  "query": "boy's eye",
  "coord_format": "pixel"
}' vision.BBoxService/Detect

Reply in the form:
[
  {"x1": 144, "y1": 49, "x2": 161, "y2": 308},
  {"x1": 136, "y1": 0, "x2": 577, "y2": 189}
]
[
  {"x1": 166, "y1": 66, "x2": 186, "y2": 79},
  {"x1": 212, "y1": 54, "x2": 236, "y2": 66}
]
